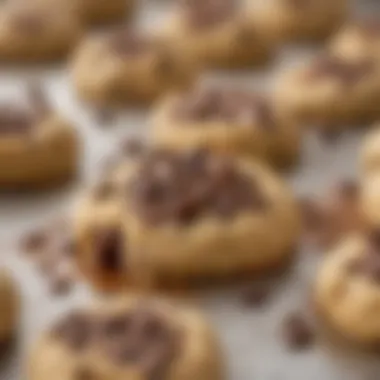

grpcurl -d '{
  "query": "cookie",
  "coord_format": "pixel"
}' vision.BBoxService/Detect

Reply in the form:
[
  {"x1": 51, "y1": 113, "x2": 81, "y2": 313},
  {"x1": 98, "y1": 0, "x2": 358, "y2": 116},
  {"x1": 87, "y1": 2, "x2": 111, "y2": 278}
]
[
  {"x1": 0, "y1": 85, "x2": 80, "y2": 188},
  {"x1": 274, "y1": 55, "x2": 380, "y2": 128},
  {"x1": 249, "y1": 0, "x2": 347, "y2": 43},
  {"x1": 152, "y1": 85, "x2": 301, "y2": 169},
  {"x1": 37, "y1": 0, "x2": 135, "y2": 25},
  {"x1": 329, "y1": 17, "x2": 380, "y2": 62},
  {"x1": 29, "y1": 296, "x2": 224, "y2": 380},
  {"x1": 71, "y1": 28, "x2": 198, "y2": 106},
  {"x1": 360, "y1": 126, "x2": 380, "y2": 176},
  {"x1": 75, "y1": 148, "x2": 300, "y2": 291},
  {"x1": 0, "y1": 0, "x2": 83, "y2": 62},
  {"x1": 0, "y1": 270, "x2": 19, "y2": 346},
  {"x1": 158, "y1": 0, "x2": 273, "y2": 69},
  {"x1": 315, "y1": 232, "x2": 380, "y2": 346}
]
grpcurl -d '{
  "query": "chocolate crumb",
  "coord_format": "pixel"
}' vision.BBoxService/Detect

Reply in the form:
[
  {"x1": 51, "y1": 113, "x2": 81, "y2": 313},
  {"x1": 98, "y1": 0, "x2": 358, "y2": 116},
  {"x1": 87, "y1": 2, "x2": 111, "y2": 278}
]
[
  {"x1": 95, "y1": 108, "x2": 116, "y2": 127},
  {"x1": 21, "y1": 229, "x2": 47, "y2": 252},
  {"x1": 241, "y1": 285, "x2": 271, "y2": 308},
  {"x1": 282, "y1": 313, "x2": 315, "y2": 350},
  {"x1": 121, "y1": 138, "x2": 145, "y2": 157},
  {"x1": 49, "y1": 275, "x2": 72, "y2": 296}
]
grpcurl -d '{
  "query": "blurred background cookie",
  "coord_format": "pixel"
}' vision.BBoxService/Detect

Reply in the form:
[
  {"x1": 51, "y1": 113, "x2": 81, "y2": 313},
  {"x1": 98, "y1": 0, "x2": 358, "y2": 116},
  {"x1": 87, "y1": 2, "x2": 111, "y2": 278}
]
[
  {"x1": 71, "y1": 28, "x2": 198, "y2": 106},
  {"x1": 152, "y1": 85, "x2": 301, "y2": 169}
]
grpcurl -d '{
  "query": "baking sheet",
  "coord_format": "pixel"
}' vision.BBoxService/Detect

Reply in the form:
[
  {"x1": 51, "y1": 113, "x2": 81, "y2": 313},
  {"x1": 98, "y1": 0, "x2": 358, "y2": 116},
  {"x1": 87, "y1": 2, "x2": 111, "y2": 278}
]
[{"x1": 1, "y1": 0, "x2": 380, "y2": 379}]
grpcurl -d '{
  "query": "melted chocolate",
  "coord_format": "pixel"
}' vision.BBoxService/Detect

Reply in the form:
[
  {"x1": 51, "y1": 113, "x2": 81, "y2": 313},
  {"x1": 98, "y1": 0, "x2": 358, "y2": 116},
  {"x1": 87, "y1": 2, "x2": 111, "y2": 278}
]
[
  {"x1": 94, "y1": 228, "x2": 124, "y2": 273},
  {"x1": 128, "y1": 149, "x2": 267, "y2": 225},
  {"x1": 175, "y1": 88, "x2": 275, "y2": 127},
  {"x1": 308, "y1": 56, "x2": 374, "y2": 85}
]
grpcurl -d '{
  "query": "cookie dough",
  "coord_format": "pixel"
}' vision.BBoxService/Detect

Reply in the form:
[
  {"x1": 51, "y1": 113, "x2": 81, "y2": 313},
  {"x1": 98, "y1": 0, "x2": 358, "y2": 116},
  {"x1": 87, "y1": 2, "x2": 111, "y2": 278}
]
[
  {"x1": 152, "y1": 85, "x2": 301, "y2": 169},
  {"x1": 76, "y1": 147, "x2": 300, "y2": 291},
  {"x1": 0, "y1": 0, "x2": 83, "y2": 62},
  {"x1": 37, "y1": 0, "x2": 135, "y2": 25},
  {"x1": 158, "y1": 0, "x2": 273, "y2": 69},
  {"x1": 274, "y1": 55, "x2": 380, "y2": 128},
  {"x1": 315, "y1": 232, "x2": 380, "y2": 346},
  {"x1": 249, "y1": 0, "x2": 347, "y2": 43},
  {"x1": 29, "y1": 296, "x2": 224, "y2": 380},
  {"x1": 0, "y1": 269, "x2": 19, "y2": 345},
  {"x1": 329, "y1": 17, "x2": 380, "y2": 62},
  {"x1": 0, "y1": 85, "x2": 80, "y2": 188},
  {"x1": 71, "y1": 28, "x2": 198, "y2": 106}
]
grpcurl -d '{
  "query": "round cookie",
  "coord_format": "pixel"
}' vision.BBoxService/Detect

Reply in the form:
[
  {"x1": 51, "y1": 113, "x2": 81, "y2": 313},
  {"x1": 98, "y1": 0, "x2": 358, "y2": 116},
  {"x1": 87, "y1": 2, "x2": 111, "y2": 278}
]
[
  {"x1": 329, "y1": 17, "x2": 380, "y2": 62},
  {"x1": 315, "y1": 232, "x2": 380, "y2": 346},
  {"x1": 0, "y1": 85, "x2": 80, "y2": 188},
  {"x1": 71, "y1": 28, "x2": 198, "y2": 106},
  {"x1": 29, "y1": 296, "x2": 224, "y2": 380},
  {"x1": 158, "y1": 0, "x2": 273, "y2": 69},
  {"x1": 76, "y1": 148, "x2": 300, "y2": 291},
  {"x1": 0, "y1": 269, "x2": 19, "y2": 347},
  {"x1": 0, "y1": 0, "x2": 83, "y2": 62},
  {"x1": 152, "y1": 85, "x2": 301, "y2": 169},
  {"x1": 274, "y1": 54, "x2": 380, "y2": 128},
  {"x1": 249, "y1": 0, "x2": 347, "y2": 43},
  {"x1": 36, "y1": 0, "x2": 135, "y2": 25}
]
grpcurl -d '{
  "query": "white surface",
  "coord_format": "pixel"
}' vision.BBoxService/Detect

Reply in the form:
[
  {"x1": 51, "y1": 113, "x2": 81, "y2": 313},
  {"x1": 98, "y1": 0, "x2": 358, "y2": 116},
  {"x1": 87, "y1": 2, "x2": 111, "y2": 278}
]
[{"x1": 1, "y1": 0, "x2": 380, "y2": 379}]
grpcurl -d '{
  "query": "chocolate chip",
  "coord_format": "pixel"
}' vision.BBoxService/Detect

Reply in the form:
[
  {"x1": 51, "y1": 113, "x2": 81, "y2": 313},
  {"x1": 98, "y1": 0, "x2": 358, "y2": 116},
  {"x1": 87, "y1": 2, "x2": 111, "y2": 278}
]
[
  {"x1": 121, "y1": 138, "x2": 145, "y2": 157},
  {"x1": 184, "y1": 0, "x2": 237, "y2": 30},
  {"x1": 74, "y1": 367, "x2": 95, "y2": 380},
  {"x1": 101, "y1": 315, "x2": 131, "y2": 339},
  {"x1": 281, "y1": 313, "x2": 315, "y2": 350},
  {"x1": 0, "y1": 105, "x2": 33, "y2": 135},
  {"x1": 94, "y1": 107, "x2": 116, "y2": 127},
  {"x1": 309, "y1": 56, "x2": 374, "y2": 85},
  {"x1": 54, "y1": 312, "x2": 92, "y2": 351},
  {"x1": 21, "y1": 229, "x2": 47, "y2": 252},
  {"x1": 94, "y1": 228, "x2": 124, "y2": 273},
  {"x1": 109, "y1": 30, "x2": 149, "y2": 57},
  {"x1": 241, "y1": 285, "x2": 271, "y2": 308}
]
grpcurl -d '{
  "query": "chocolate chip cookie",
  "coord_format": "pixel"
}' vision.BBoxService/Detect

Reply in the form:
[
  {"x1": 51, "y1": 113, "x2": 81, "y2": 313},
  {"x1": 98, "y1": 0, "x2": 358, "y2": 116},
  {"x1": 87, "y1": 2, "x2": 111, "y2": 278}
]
[
  {"x1": 152, "y1": 85, "x2": 301, "y2": 169},
  {"x1": 75, "y1": 148, "x2": 300, "y2": 290},
  {"x1": 315, "y1": 231, "x2": 380, "y2": 346},
  {"x1": 71, "y1": 28, "x2": 198, "y2": 106},
  {"x1": 274, "y1": 55, "x2": 380, "y2": 128},
  {"x1": 28, "y1": 296, "x2": 224, "y2": 380},
  {"x1": 249, "y1": 0, "x2": 347, "y2": 43},
  {"x1": 0, "y1": 0, "x2": 83, "y2": 62},
  {"x1": 158, "y1": 0, "x2": 274, "y2": 69},
  {"x1": 0, "y1": 85, "x2": 80, "y2": 188},
  {"x1": 329, "y1": 17, "x2": 380, "y2": 62}
]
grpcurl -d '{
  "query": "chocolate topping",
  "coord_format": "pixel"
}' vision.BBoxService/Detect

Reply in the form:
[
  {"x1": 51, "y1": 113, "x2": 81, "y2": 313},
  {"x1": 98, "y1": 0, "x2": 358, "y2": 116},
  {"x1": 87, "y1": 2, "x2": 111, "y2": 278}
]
[
  {"x1": 128, "y1": 149, "x2": 267, "y2": 225},
  {"x1": 182, "y1": 0, "x2": 237, "y2": 30},
  {"x1": 109, "y1": 30, "x2": 150, "y2": 57},
  {"x1": 54, "y1": 306, "x2": 181, "y2": 380},
  {"x1": 0, "y1": 106, "x2": 33, "y2": 135},
  {"x1": 175, "y1": 88, "x2": 275, "y2": 128},
  {"x1": 54, "y1": 312, "x2": 92, "y2": 351},
  {"x1": 94, "y1": 228, "x2": 124, "y2": 273},
  {"x1": 308, "y1": 56, "x2": 374, "y2": 85}
]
